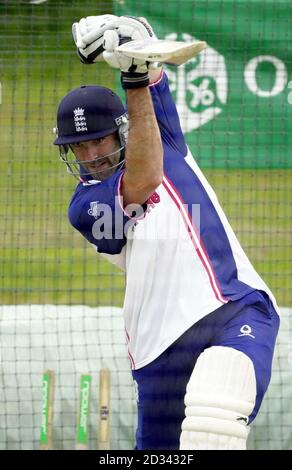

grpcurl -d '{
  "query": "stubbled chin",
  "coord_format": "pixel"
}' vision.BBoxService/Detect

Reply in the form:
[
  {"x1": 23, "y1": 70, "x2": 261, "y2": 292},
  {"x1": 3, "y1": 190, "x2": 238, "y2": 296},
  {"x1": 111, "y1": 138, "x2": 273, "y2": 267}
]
[
  {"x1": 87, "y1": 155, "x2": 121, "y2": 181},
  {"x1": 91, "y1": 167, "x2": 115, "y2": 181}
]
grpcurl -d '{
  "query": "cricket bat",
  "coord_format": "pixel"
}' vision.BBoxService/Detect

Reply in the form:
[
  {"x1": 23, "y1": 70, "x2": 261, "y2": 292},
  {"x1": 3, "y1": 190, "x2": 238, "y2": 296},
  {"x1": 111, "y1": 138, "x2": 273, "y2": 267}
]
[
  {"x1": 116, "y1": 38, "x2": 207, "y2": 66},
  {"x1": 98, "y1": 369, "x2": 111, "y2": 450},
  {"x1": 39, "y1": 370, "x2": 55, "y2": 450},
  {"x1": 75, "y1": 374, "x2": 92, "y2": 450}
]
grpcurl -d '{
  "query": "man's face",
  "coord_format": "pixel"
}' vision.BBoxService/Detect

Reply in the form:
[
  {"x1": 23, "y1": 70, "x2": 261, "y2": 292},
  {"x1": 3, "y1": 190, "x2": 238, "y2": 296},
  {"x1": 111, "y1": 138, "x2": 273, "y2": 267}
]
[{"x1": 70, "y1": 133, "x2": 121, "y2": 181}]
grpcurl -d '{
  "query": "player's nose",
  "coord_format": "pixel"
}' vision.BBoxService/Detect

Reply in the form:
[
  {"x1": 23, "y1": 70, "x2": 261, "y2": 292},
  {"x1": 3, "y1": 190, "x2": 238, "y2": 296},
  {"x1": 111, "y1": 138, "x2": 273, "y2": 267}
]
[{"x1": 85, "y1": 142, "x2": 100, "y2": 162}]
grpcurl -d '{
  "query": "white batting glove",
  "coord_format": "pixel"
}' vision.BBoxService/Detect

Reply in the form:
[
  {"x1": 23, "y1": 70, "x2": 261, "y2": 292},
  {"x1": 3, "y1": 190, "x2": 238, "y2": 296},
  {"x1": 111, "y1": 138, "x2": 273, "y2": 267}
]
[
  {"x1": 103, "y1": 30, "x2": 149, "y2": 73},
  {"x1": 115, "y1": 15, "x2": 157, "y2": 41},
  {"x1": 72, "y1": 14, "x2": 118, "y2": 63},
  {"x1": 103, "y1": 16, "x2": 159, "y2": 89},
  {"x1": 103, "y1": 15, "x2": 158, "y2": 70}
]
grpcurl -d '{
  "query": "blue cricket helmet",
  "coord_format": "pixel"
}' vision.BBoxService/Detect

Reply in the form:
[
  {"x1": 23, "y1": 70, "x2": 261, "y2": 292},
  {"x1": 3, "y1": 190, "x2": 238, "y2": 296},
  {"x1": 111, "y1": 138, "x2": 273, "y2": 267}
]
[
  {"x1": 54, "y1": 85, "x2": 128, "y2": 182},
  {"x1": 54, "y1": 85, "x2": 127, "y2": 145}
]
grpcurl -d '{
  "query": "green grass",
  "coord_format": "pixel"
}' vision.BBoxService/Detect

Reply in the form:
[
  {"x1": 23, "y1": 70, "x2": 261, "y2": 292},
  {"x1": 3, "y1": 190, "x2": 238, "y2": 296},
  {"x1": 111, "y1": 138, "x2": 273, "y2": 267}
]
[
  {"x1": 0, "y1": 2, "x2": 291, "y2": 307},
  {"x1": 205, "y1": 169, "x2": 292, "y2": 307}
]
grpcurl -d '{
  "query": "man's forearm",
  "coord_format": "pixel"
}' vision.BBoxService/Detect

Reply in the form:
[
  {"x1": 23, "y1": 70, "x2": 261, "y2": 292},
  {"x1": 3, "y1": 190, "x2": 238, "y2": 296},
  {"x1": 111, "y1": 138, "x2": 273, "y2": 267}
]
[{"x1": 121, "y1": 86, "x2": 163, "y2": 207}]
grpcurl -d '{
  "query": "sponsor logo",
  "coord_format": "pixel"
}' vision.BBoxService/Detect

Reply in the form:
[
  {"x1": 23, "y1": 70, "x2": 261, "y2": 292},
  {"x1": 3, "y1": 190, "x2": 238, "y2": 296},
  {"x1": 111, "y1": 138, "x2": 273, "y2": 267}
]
[
  {"x1": 164, "y1": 32, "x2": 228, "y2": 131},
  {"x1": 165, "y1": 34, "x2": 289, "y2": 126},
  {"x1": 80, "y1": 380, "x2": 90, "y2": 432},
  {"x1": 100, "y1": 405, "x2": 109, "y2": 421},
  {"x1": 237, "y1": 324, "x2": 255, "y2": 339},
  {"x1": 88, "y1": 201, "x2": 100, "y2": 219},
  {"x1": 41, "y1": 379, "x2": 49, "y2": 435}
]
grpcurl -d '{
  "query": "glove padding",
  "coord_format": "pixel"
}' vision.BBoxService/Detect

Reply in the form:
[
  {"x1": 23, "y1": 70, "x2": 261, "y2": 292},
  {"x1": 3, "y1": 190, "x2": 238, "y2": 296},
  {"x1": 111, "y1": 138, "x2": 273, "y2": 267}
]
[
  {"x1": 103, "y1": 29, "x2": 150, "y2": 89},
  {"x1": 72, "y1": 14, "x2": 156, "y2": 65},
  {"x1": 103, "y1": 16, "x2": 156, "y2": 69},
  {"x1": 103, "y1": 16, "x2": 158, "y2": 89},
  {"x1": 114, "y1": 15, "x2": 156, "y2": 41},
  {"x1": 103, "y1": 30, "x2": 149, "y2": 73},
  {"x1": 72, "y1": 14, "x2": 118, "y2": 63}
]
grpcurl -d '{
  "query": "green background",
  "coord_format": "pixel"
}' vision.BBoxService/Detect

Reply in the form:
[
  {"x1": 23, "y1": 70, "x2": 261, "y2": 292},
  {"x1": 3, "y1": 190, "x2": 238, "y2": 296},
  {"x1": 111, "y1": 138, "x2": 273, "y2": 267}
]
[
  {"x1": 116, "y1": 0, "x2": 292, "y2": 169},
  {"x1": 0, "y1": 0, "x2": 291, "y2": 309}
]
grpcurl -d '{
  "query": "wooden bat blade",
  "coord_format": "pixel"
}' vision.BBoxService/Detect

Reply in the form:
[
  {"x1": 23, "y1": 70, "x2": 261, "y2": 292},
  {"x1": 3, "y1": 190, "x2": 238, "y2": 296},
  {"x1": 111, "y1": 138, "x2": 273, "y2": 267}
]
[
  {"x1": 116, "y1": 38, "x2": 207, "y2": 65},
  {"x1": 98, "y1": 369, "x2": 111, "y2": 450}
]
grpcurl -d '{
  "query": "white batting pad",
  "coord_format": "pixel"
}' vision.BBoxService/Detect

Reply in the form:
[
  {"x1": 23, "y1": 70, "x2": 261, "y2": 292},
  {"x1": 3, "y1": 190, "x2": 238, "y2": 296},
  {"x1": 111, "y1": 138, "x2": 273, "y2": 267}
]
[{"x1": 180, "y1": 346, "x2": 257, "y2": 450}]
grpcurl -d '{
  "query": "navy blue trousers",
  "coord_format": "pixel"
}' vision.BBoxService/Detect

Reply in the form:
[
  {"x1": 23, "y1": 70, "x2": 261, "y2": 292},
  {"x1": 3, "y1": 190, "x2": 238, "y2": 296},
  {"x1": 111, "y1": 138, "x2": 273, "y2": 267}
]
[{"x1": 132, "y1": 290, "x2": 280, "y2": 449}]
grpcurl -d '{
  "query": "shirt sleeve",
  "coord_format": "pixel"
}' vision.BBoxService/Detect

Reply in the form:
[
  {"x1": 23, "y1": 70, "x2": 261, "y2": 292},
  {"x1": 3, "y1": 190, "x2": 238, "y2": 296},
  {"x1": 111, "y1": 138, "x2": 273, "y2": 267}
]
[
  {"x1": 68, "y1": 170, "x2": 143, "y2": 255},
  {"x1": 150, "y1": 71, "x2": 187, "y2": 157}
]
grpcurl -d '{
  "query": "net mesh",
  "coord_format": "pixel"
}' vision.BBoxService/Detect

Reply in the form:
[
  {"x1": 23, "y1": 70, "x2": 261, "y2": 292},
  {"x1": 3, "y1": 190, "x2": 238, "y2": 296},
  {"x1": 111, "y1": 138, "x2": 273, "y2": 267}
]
[{"x1": 0, "y1": 0, "x2": 291, "y2": 450}]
